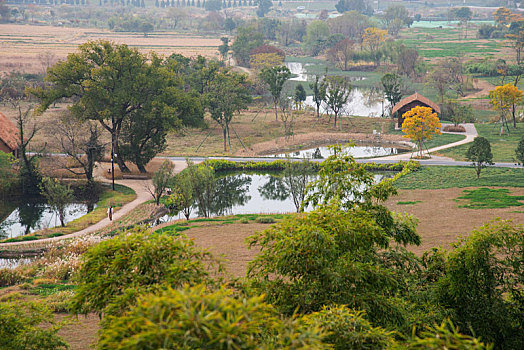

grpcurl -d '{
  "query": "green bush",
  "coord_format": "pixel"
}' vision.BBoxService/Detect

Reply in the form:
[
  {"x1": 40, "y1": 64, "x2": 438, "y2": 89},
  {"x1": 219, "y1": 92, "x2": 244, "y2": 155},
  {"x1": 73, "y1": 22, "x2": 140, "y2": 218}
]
[
  {"x1": 395, "y1": 320, "x2": 492, "y2": 349},
  {"x1": 0, "y1": 268, "x2": 24, "y2": 287},
  {"x1": 305, "y1": 306, "x2": 396, "y2": 349},
  {"x1": 0, "y1": 301, "x2": 68, "y2": 350},
  {"x1": 203, "y1": 158, "x2": 420, "y2": 174},
  {"x1": 71, "y1": 226, "x2": 218, "y2": 316},
  {"x1": 255, "y1": 217, "x2": 276, "y2": 224},
  {"x1": 98, "y1": 284, "x2": 325, "y2": 349}
]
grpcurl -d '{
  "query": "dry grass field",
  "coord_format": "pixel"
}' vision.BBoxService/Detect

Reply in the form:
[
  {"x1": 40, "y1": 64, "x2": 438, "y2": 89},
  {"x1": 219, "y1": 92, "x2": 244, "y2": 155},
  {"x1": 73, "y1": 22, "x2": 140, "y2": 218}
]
[{"x1": 0, "y1": 24, "x2": 222, "y2": 74}]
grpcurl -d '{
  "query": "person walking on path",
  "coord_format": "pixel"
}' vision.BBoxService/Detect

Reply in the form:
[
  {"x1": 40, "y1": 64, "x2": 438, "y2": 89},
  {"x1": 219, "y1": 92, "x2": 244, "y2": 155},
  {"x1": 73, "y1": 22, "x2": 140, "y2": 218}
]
[{"x1": 107, "y1": 206, "x2": 113, "y2": 221}]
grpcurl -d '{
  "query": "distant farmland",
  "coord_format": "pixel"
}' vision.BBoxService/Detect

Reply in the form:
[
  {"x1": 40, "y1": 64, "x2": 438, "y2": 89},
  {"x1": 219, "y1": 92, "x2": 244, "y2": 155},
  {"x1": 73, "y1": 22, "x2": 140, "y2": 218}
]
[{"x1": 0, "y1": 24, "x2": 221, "y2": 74}]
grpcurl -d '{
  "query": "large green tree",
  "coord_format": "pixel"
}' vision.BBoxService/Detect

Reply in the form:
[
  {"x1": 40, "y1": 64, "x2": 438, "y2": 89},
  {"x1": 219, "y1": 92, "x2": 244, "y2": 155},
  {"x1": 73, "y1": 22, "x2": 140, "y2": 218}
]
[
  {"x1": 381, "y1": 73, "x2": 403, "y2": 117},
  {"x1": 205, "y1": 68, "x2": 252, "y2": 152},
  {"x1": 324, "y1": 75, "x2": 351, "y2": 127},
  {"x1": 259, "y1": 65, "x2": 291, "y2": 121},
  {"x1": 231, "y1": 26, "x2": 264, "y2": 67},
  {"x1": 32, "y1": 41, "x2": 201, "y2": 173},
  {"x1": 119, "y1": 57, "x2": 203, "y2": 172}
]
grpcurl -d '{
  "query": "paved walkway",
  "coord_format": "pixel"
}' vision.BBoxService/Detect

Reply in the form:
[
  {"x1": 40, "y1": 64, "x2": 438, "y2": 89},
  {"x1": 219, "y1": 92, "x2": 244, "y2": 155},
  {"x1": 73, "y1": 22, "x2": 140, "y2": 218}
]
[
  {"x1": 0, "y1": 160, "x2": 190, "y2": 249},
  {"x1": 370, "y1": 123, "x2": 478, "y2": 161}
]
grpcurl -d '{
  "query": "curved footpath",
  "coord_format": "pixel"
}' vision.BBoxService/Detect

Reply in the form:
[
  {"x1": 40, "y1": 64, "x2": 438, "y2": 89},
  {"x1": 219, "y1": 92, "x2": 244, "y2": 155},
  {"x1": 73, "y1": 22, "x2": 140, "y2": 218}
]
[
  {"x1": 0, "y1": 160, "x2": 189, "y2": 249},
  {"x1": 1, "y1": 124, "x2": 520, "y2": 250},
  {"x1": 373, "y1": 123, "x2": 478, "y2": 162}
]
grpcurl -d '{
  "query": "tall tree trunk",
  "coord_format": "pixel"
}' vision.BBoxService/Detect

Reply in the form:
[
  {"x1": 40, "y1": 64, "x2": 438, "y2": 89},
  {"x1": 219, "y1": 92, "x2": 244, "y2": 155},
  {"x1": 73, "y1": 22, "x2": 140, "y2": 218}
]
[
  {"x1": 223, "y1": 127, "x2": 227, "y2": 152},
  {"x1": 274, "y1": 100, "x2": 279, "y2": 121},
  {"x1": 334, "y1": 113, "x2": 337, "y2": 127},
  {"x1": 113, "y1": 137, "x2": 130, "y2": 173}
]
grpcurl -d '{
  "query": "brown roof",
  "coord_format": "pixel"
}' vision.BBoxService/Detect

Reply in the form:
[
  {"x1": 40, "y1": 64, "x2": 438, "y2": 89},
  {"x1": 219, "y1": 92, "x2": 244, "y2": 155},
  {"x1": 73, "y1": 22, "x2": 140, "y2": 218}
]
[
  {"x1": 391, "y1": 93, "x2": 441, "y2": 115},
  {"x1": 0, "y1": 112, "x2": 19, "y2": 152}
]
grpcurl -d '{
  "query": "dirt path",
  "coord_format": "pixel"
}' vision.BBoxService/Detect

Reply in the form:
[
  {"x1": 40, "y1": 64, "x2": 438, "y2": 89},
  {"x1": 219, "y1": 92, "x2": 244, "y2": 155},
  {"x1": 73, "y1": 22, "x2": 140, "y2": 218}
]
[{"x1": 464, "y1": 78, "x2": 495, "y2": 99}]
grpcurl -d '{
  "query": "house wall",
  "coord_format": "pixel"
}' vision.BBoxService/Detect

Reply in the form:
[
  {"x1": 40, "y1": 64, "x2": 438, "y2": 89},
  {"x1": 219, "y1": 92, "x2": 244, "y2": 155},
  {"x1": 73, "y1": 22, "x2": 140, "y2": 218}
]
[{"x1": 0, "y1": 140, "x2": 11, "y2": 154}]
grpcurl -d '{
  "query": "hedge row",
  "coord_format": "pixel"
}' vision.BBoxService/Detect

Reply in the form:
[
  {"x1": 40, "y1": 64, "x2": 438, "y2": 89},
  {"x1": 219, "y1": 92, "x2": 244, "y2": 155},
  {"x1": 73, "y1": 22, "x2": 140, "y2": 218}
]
[{"x1": 204, "y1": 159, "x2": 421, "y2": 174}]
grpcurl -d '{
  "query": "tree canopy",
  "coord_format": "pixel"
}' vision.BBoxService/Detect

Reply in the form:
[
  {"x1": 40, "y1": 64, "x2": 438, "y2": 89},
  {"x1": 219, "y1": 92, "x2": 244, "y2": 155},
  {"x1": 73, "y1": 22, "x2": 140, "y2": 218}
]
[{"x1": 402, "y1": 106, "x2": 441, "y2": 158}]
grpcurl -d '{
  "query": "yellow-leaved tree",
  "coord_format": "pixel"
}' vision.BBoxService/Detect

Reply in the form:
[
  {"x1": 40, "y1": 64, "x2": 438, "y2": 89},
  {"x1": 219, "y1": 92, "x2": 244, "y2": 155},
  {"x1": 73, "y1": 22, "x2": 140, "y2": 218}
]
[
  {"x1": 362, "y1": 27, "x2": 387, "y2": 66},
  {"x1": 489, "y1": 83, "x2": 523, "y2": 134},
  {"x1": 402, "y1": 106, "x2": 441, "y2": 158}
]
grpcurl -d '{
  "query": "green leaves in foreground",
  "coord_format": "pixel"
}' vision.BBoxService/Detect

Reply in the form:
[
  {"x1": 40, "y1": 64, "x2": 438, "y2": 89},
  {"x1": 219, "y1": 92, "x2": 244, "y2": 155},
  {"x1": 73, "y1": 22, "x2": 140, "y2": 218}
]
[
  {"x1": 71, "y1": 227, "x2": 218, "y2": 317},
  {"x1": 97, "y1": 285, "x2": 326, "y2": 350},
  {"x1": 457, "y1": 188, "x2": 524, "y2": 209},
  {"x1": 0, "y1": 301, "x2": 68, "y2": 350}
]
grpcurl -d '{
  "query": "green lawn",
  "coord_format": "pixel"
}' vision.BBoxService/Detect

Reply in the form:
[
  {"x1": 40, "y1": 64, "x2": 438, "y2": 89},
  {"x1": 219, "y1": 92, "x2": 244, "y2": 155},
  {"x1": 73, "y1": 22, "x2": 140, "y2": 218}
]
[
  {"x1": 456, "y1": 188, "x2": 524, "y2": 209},
  {"x1": 438, "y1": 123, "x2": 524, "y2": 162},
  {"x1": 395, "y1": 166, "x2": 524, "y2": 190}
]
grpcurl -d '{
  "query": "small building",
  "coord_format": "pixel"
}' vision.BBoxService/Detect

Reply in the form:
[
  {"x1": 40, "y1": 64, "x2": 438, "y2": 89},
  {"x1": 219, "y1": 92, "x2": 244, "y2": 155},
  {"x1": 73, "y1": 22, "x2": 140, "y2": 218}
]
[
  {"x1": 392, "y1": 93, "x2": 441, "y2": 128},
  {"x1": 0, "y1": 112, "x2": 20, "y2": 157}
]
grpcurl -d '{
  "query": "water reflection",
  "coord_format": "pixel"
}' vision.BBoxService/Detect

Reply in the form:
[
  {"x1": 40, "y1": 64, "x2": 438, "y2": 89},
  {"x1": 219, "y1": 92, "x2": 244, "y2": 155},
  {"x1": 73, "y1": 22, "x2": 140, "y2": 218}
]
[
  {"x1": 202, "y1": 174, "x2": 252, "y2": 217},
  {"x1": 285, "y1": 61, "x2": 387, "y2": 117},
  {"x1": 271, "y1": 145, "x2": 406, "y2": 159},
  {"x1": 0, "y1": 199, "x2": 94, "y2": 239},
  {"x1": 160, "y1": 172, "x2": 392, "y2": 222}
]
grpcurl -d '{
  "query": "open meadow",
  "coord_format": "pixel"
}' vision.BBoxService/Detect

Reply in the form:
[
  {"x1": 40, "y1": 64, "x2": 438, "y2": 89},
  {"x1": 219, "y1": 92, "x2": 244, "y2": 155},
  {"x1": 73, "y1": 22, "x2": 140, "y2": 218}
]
[{"x1": 0, "y1": 24, "x2": 222, "y2": 74}]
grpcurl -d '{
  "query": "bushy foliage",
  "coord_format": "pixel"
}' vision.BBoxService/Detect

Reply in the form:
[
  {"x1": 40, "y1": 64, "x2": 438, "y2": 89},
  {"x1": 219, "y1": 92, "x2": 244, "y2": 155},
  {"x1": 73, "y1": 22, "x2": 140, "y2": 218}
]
[
  {"x1": 466, "y1": 136, "x2": 493, "y2": 178},
  {"x1": 396, "y1": 320, "x2": 492, "y2": 349},
  {"x1": 71, "y1": 227, "x2": 216, "y2": 316},
  {"x1": 305, "y1": 306, "x2": 396, "y2": 349},
  {"x1": 97, "y1": 284, "x2": 325, "y2": 349},
  {"x1": 247, "y1": 203, "x2": 414, "y2": 328},
  {"x1": 435, "y1": 220, "x2": 524, "y2": 348},
  {"x1": 0, "y1": 268, "x2": 25, "y2": 287},
  {"x1": 0, "y1": 301, "x2": 68, "y2": 350}
]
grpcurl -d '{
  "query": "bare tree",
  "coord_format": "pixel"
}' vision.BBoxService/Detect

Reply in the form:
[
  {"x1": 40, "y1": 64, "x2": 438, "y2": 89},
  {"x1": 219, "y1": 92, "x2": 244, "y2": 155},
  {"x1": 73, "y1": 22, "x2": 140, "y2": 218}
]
[
  {"x1": 38, "y1": 51, "x2": 58, "y2": 74},
  {"x1": 55, "y1": 113, "x2": 105, "y2": 188},
  {"x1": 15, "y1": 104, "x2": 43, "y2": 194}
]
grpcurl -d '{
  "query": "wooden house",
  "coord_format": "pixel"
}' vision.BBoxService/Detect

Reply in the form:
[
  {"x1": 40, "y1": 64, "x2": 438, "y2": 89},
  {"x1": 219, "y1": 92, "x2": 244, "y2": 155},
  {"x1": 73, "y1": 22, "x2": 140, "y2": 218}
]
[
  {"x1": 0, "y1": 112, "x2": 20, "y2": 157},
  {"x1": 392, "y1": 93, "x2": 441, "y2": 128}
]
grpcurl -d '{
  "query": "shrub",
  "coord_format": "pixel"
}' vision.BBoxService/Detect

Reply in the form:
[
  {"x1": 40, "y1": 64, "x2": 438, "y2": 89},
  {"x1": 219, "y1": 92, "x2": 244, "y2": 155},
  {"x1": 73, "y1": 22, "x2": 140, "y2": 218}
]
[
  {"x1": 0, "y1": 301, "x2": 68, "y2": 350},
  {"x1": 255, "y1": 217, "x2": 276, "y2": 224},
  {"x1": 305, "y1": 306, "x2": 396, "y2": 349},
  {"x1": 98, "y1": 285, "x2": 325, "y2": 349},
  {"x1": 0, "y1": 268, "x2": 24, "y2": 287},
  {"x1": 71, "y1": 226, "x2": 217, "y2": 316},
  {"x1": 45, "y1": 290, "x2": 75, "y2": 313},
  {"x1": 0, "y1": 292, "x2": 23, "y2": 302},
  {"x1": 442, "y1": 125, "x2": 466, "y2": 132}
]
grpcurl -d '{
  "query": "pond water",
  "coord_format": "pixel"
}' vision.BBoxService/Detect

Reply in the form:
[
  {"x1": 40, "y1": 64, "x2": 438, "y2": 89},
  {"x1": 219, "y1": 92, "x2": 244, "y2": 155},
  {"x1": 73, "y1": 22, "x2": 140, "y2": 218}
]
[
  {"x1": 270, "y1": 144, "x2": 408, "y2": 159},
  {"x1": 158, "y1": 172, "x2": 392, "y2": 222},
  {"x1": 411, "y1": 20, "x2": 495, "y2": 29},
  {"x1": 0, "y1": 199, "x2": 93, "y2": 239},
  {"x1": 285, "y1": 62, "x2": 388, "y2": 117}
]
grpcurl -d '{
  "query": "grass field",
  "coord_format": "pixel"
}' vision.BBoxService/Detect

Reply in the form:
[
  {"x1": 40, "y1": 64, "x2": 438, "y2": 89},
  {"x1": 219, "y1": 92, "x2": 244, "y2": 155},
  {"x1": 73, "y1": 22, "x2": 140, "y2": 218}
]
[
  {"x1": 438, "y1": 123, "x2": 524, "y2": 162},
  {"x1": 456, "y1": 187, "x2": 524, "y2": 209},
  {"x1": 400, "y1": 26, "x2": 507, "y2": 62},
  {"x1": 395, "y1": 166, "x2": 524, "y2": 190},
  {"x1": 162, "y1": 109, "x2": 401, "y2": 156}
]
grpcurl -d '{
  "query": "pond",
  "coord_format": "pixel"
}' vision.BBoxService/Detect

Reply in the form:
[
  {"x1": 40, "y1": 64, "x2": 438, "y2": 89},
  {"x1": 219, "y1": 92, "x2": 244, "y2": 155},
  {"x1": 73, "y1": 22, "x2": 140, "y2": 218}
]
[
  {"x1": 0, "y1": 198, "x2": 93, "y2": 239},
  {"x1": 285, "y1": 62, "x2": 388, "y2": 117},
  {"x1": 269, "y1": 144, "x2": 408, "y2": 159},
  {"x1": 159, "y1": 172, "x2": 393, "y2": 222}
]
